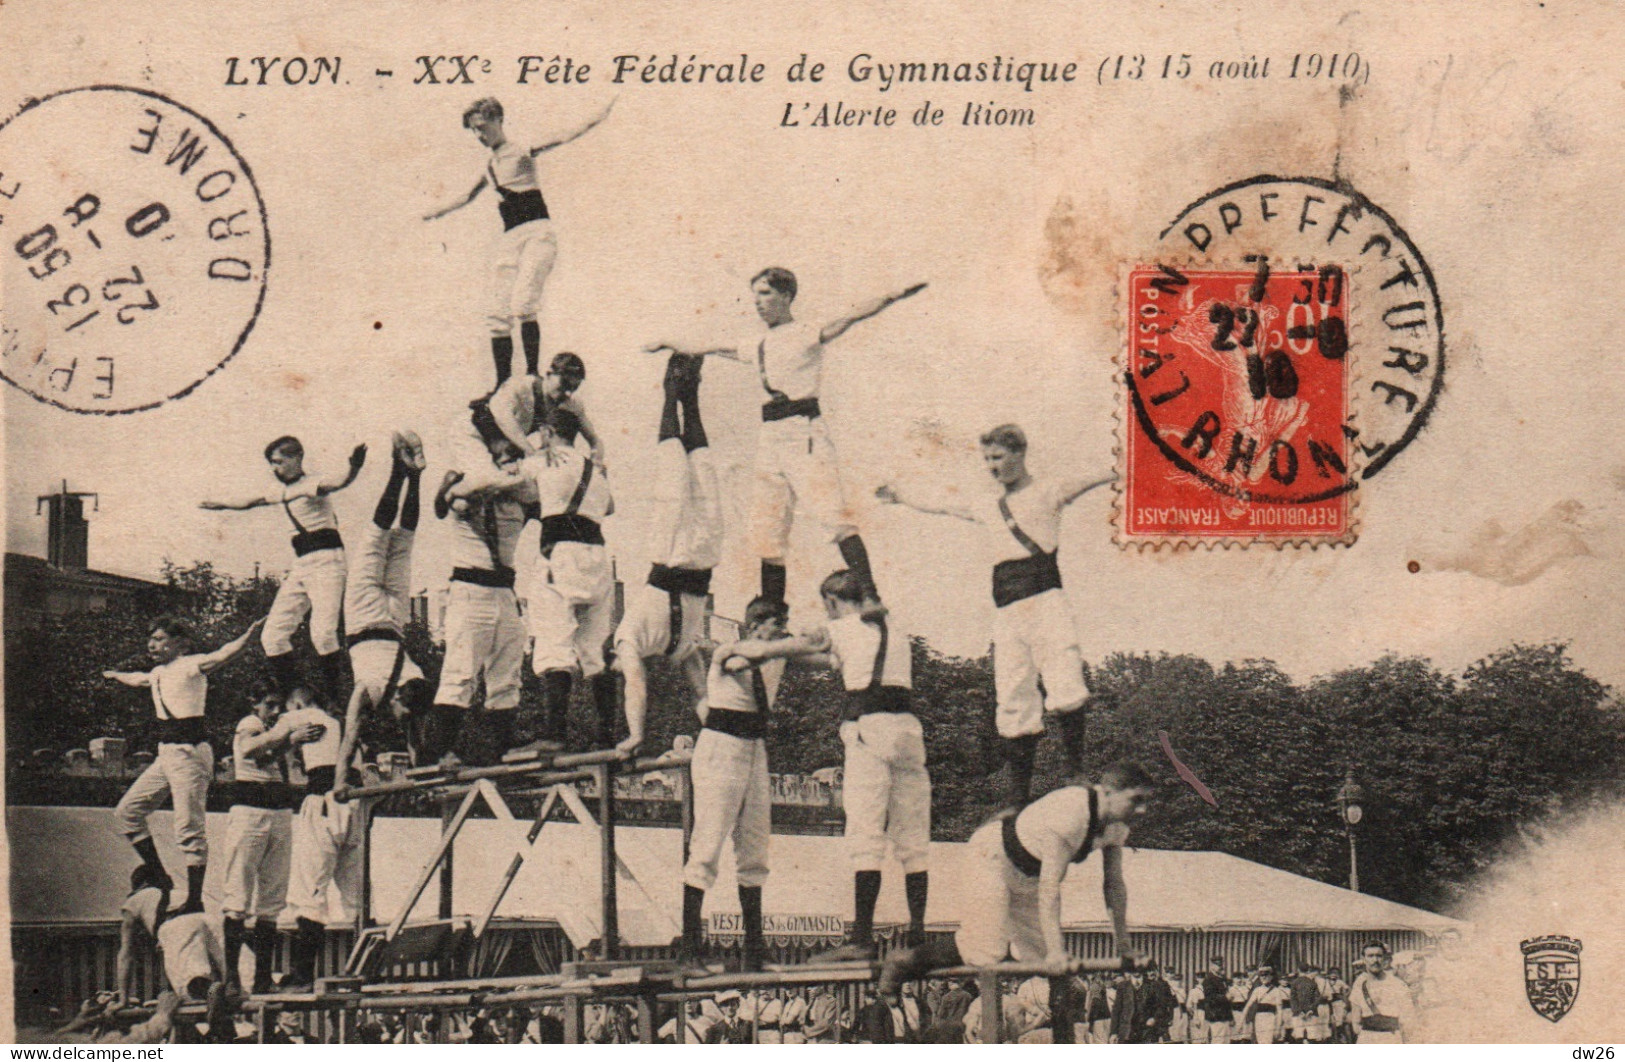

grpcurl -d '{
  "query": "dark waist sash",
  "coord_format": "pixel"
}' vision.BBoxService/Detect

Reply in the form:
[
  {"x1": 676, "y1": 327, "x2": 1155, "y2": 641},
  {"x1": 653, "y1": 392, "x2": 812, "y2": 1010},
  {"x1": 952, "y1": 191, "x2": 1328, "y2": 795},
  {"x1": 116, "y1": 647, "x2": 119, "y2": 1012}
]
[
  {"x1": 1001, "y1": 814, "x2": 1043, "y2": 878},
  {"x1": 304, "y1": 766, "x2": 337, "y2": 794},
  {"x1": 346, "y1": 626, "x2": 401, "y2": 648},
  {"x1": 846, "y1": 685, "x2": 914, "y2": 721},
  {"x1": 156, "y1": 718, "x2": 209, "y2": 745},
  {"x1": 231, "y1": 780, "x2": 295, "y2": 810},
  {"x1": 496, "y1": 188, "x2": 549, "y2": 231},
  {"x1": 761, "y1": 396, "x2": 821, "y2": 422},
  {"x1": 991, "y1": 550, "x2": 1062, "y2": 608},
  {"x1": 292, "y1": 527, "x2": 344, "y2": 557},
  {"x1": 1359, "y1": 1015, "x2": 1400, "y2": 1032},
  {"x1": 703, "y1": 709, "x2": 767, "y2": 741},
  {"x1": 1253, "y1": 1004, "x2": 1278, "y2": 1014},
  {"x1": 759, "y1": 1023, "x2": 781, "y2": 1032},
  {"x1": 648, "y1": 563, "x2": 713, "y2": 598},
  {"x1": 452, "y1": 565, "x2": 516, "y2": 589},
  {"x1": 540, "y1": 514, "x2": 604, "y2": 555}
]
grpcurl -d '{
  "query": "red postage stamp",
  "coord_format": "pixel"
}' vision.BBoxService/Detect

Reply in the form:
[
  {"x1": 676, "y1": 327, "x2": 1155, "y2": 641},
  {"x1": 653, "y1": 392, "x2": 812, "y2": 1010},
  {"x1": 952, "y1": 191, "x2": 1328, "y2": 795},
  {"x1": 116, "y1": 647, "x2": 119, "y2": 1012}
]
[{"x1": 1121, "y1": 264, "x2": 1354, "y2": 544}]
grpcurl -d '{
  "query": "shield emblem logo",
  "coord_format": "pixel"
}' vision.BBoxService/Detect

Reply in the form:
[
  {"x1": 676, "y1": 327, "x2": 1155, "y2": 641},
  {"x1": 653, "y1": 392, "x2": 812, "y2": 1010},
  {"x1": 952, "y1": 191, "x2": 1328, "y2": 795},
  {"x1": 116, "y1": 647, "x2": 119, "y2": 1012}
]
[{"x1": 1521, "y1": 935, "x2": 1582, "y2": 1023}]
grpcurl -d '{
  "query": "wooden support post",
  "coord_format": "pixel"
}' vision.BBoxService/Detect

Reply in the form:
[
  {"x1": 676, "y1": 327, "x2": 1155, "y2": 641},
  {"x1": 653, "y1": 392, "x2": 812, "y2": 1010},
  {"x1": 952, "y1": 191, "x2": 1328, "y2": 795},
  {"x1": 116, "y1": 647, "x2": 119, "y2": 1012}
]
[
  {"x1": 1050, "y1": 974, "x2": 1075, "y2": 1043},
  {"x1": 636, "y1": 992, "x2": 656, "y2": 1044},
  {"x1": 678, "y1": 763, "x2": 694, "y2": 865},
  {"x1": 385, "y1": 786, "x2": 479, "y2": 942},
  {"x1": 356, "y1": 798, "x2": 374, "y2": 937},
  {"x1": 438, "y1": 796, "x2": 456, "y2": 921},
  {"x1": 597, "y1": 762, "x2": 619, "y2": 959},
  {"x1": 473, "y1": 786, "x2": 560, "y2": 939},
  {"x1": 679, "y1": 999, "x2": 691, "y2": 1043},
  {"x1": 979, "y1": 969, "x2": 1003, "y2": 1044},
  {"x1": 563, "y1": 994, "x2": 583, "y2": 1044},
  {"x1": 255, "y1": 1006, "x2": 267, "y2": 1044}
]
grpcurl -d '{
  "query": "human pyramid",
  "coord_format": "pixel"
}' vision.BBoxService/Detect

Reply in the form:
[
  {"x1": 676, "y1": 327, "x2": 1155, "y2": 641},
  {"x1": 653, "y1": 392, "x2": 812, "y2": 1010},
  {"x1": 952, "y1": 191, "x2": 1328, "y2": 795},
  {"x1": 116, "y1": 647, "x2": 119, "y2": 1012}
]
[{"x1": 97, "y1": 97, "x2": 1151, "y2": 1023}]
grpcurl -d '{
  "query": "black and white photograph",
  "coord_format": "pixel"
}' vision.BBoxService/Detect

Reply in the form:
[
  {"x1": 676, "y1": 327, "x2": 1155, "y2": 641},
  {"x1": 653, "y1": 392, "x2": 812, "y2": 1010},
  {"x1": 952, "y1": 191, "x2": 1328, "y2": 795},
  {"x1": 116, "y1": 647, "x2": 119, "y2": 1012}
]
[{"x1": 2, "y1": 0, "x2": 1623, "y2": 1046}]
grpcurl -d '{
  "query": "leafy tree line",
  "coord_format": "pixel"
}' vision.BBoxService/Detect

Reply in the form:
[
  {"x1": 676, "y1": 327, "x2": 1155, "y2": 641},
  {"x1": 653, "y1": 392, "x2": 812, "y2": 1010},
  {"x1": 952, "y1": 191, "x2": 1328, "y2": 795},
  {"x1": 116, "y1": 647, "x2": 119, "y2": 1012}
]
[{"x1": 8, "y1": 563, "x2": 1624, "y2": 913}]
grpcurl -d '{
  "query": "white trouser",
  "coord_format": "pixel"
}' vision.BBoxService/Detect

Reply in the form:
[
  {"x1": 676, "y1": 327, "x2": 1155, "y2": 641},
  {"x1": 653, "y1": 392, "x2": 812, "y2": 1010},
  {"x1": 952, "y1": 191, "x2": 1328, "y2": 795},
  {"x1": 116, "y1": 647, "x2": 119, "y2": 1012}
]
[
  {"x1": 991, "y1": 588, "x2": 1088, "y2": 738},
  {"x1": 840, "y1": 712, "x2": 930, "y2": 872},
  {"x1": 749, "y1": 414, "x2": 854, "y2": 558},
  {"x1": 649, "y1": 439, "x2": 724, "y2": 571},
  {"x1": 1253, "y1": 1011, "x2": 1280, "y2": 1044},
  {"x1": 222, "y1": 804, "x2": 292, "y2": 920},
  {"x1": 486, "y1": 219, "x2": 557, "y2": 334},
  {"x1": 435, "y1": 581, "x2": 525, "y2": 710},
  {"x1": 683, "y1": 728, "x2": 771, "y2": 890},
  {"x1": 286, "y1": 793, "x2": 363, "y2": 925},
  {"x1": 953, "y1": 823, "x2": 1048, "y2": 967},
  {"x1": 529, "y1": 542, "x2": 614, "y2": 676},
  {"x1": 344, "y1": 524, "x2": 412, "y2": 632},
  {"x1": 350, "y1": 638, "x2": 426, "y2": 710},
  {"x1": 617, "y1": 585, "x2": 707, "y2": 664},
  {"x1": 157, "y1": 913, "x2": 223, "y2": 996},
  {"x1": 1200, "y1": 1018, "x2": 1232, "y2": 1043},
  {"x1": 116, "y1": 742, "x2": 214, "y2": 867},
  {"x1": 264, "y1": 547, "x2": 347, "y2": 656}
]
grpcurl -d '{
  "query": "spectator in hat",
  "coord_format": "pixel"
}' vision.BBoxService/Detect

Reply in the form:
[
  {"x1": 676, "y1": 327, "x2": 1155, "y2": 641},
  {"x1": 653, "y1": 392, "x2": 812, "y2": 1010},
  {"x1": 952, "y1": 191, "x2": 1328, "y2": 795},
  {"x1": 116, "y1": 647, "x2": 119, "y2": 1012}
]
[
  {"x1": 1138, "y1": 962, "x2": 1177, "y2": 1042},
  {"x1": 1242, "y1": 965, "x2": 1290, "y2": 1044}
]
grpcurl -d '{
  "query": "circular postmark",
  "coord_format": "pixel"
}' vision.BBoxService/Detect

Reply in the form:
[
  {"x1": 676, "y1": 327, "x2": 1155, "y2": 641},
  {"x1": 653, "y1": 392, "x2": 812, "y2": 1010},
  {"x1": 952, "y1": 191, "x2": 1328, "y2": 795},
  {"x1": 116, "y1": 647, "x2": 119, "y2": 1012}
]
[
  {"x1": 0, "y1": 85, "x2": 270, "y2": 414},
  {"x1": 1119, "y1": 175, "x2": 1444, "y2": 544}
]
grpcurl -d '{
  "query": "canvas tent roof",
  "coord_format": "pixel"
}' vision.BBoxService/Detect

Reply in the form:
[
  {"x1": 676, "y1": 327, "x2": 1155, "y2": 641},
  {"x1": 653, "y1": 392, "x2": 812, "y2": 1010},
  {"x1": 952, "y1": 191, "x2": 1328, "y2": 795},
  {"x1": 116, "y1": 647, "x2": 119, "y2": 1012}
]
[{"x1": 8, "y1": 807, "x2": 1463, "y2": 946}]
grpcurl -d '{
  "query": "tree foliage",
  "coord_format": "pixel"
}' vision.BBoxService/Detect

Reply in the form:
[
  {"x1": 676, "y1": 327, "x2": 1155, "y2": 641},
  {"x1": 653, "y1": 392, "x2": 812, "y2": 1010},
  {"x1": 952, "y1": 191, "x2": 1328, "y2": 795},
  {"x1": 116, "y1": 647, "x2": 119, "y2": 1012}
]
[{"x1": 9, "y1": 563, "x2": 1624, "y2": 913}]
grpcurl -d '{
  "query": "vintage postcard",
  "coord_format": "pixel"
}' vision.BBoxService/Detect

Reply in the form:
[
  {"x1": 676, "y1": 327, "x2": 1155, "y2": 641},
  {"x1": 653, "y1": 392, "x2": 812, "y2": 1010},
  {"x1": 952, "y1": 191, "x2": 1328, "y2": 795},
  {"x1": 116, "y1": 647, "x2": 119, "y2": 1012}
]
[{"x1": 2, "y1": 0, "x2": 1622, "y2": 1046}]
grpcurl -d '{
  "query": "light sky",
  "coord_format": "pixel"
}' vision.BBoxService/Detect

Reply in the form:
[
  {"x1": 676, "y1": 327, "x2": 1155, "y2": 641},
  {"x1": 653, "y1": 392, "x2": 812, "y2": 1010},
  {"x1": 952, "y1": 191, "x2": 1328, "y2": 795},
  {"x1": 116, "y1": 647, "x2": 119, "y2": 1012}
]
[{"x1": 5, "y1": 0, "x2": 1623, "y2": 688}]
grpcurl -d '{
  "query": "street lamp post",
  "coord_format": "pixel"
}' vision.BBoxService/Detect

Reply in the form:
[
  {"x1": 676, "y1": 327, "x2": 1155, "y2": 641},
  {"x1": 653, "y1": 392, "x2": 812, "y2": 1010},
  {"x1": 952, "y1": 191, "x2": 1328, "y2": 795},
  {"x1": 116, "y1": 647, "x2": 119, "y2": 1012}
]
[{"x1": 1337, "y1": 772, "x2": 1365, "y2": 893}]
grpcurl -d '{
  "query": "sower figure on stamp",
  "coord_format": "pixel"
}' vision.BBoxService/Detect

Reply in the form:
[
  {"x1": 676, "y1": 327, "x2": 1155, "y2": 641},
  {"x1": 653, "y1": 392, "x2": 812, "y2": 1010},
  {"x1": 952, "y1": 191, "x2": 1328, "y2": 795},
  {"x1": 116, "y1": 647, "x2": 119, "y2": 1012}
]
[
  {"x1": 105, "y1": 613, "x2": 266, "y2": 916},
  {"x1": 424, "y1": 97, "x2": 614, "y2": 385},
  {"x1": 878, "y1": 424, "x2": 1114, "y2": 806},
  {"x1": 614, "y1": 353, "x2": 722, "y2": 754},
  {"x1": 681, "y1": 597, "x2": 826, "y2": 973},
  {"x1": 518, "y1": 421, "x2": 617, "y2": 754},
  {"x1": 802, "y1": 569, "x2": 931, "y2": 963},
  {"x1": 200, "y1": 436, "x2": 366, "y2": 700},
  {"x1": 221, "y1": 681, "x2": 318, "y2": 996},
  {"x1": 280, "y1": 686, "x2": 364, "y2": 991},
  {"x1": 422, "y1": 440, "x2": 530, "y2": 767},
  {"x1": 877, "y1": 763, "x2": 1153, "y2": 1005},
  {"x1": 334, "y1": 431, "x2": 436, "y2": 774},
  {"x1": 647, "y1": 269, "x2": 926, "y2": 604}
]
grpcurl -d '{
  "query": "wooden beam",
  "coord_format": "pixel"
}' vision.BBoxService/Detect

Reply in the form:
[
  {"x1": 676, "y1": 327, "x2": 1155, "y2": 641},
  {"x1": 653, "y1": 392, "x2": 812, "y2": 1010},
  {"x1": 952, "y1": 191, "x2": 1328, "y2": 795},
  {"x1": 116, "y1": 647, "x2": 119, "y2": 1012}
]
[{"x1": 386, "y1": 785, "x2": 480, "y2": 942}]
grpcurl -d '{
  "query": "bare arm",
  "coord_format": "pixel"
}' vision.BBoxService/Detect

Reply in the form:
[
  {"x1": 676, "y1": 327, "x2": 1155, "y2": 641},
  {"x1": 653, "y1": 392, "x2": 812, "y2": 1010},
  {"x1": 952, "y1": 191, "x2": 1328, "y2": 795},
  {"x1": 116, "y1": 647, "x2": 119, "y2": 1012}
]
[
  {"x1": 103, "y1": 669, "x2": 152, "y2": 687},
  {"x1": 530, "y1": 98, "x2": 614, "y2": 155},
  {"x1": 315, "y1": 444, "x2": 368, "y2": 494},
  {"x1": 1055, "y1": 472, "x2": 1118, "y2": 509},
  {"x1": 489, "y1": 378, "x2": 541, "y2": 456},
  {"x1": 643, "y1": 341, "x2": 745, "y2": 362},
  {"x1": 874, "y1": 482, "x2": 978, "y2": 523},
  {"x1": 570, "y1": 403, "x2": 608, "y2": 467},
  {"x1": 617, "y1": 650, "x2": 650, "y2": 754},
  {"x1": 199, "y1": 493, "x2": 272, "y2": 511},
  {"x1": 115, "y1": 914, "x2": 138, "y2": 1003},
  {"x1": 334, "y1": 683, "x2": 371, "y2": 782},
  {"x1": 1101, "y1": 844, "x2": 1131, "y2": 956},
  {"x1": 723, "y1": 632, "x2": 829, "y2": 668},
  {"x1": 238, "y1": 716, "x2": 320, "y2": 761},
  {"x1": 424, "y1": 175, "x2": 489, "y2": 221},
  {"x1": 196, "y1": 617, "x2": 267, "y2": 673},
  {"x1": 1036, "y1": 848, "x2": 1072, "y2": 964},
  {"x1": 819, "y1": 282, "x2": 927, "y2": 345}
]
